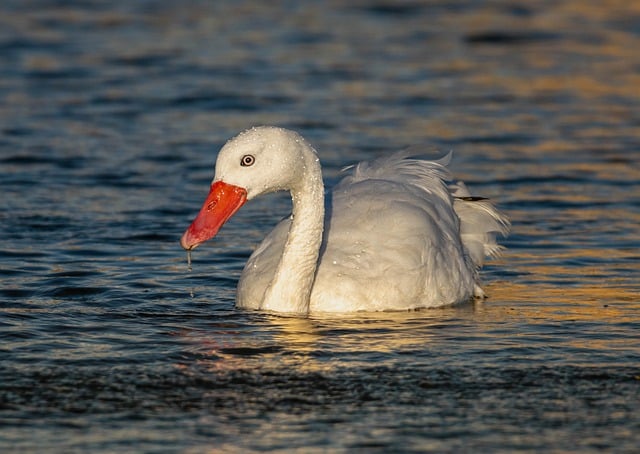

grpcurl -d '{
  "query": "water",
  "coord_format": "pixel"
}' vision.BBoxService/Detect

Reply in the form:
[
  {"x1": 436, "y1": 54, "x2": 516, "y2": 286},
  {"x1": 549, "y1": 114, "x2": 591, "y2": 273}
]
[{"x1": 1, "y1": 0, "x2": 639, "y2": 452}]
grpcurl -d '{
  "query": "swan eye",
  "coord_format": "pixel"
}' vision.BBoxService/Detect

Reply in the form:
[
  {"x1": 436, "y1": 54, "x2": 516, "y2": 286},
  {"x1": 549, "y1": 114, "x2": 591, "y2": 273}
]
[{"x1": 240, "y1": 154, "x2": 255, "y2": 167}]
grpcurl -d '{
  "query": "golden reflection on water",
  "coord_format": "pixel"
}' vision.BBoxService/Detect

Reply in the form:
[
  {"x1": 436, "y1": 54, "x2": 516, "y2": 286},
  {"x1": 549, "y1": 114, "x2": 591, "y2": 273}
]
[
  {"x1": 488, "y1": 279, "x2": 637, "y2": 316},
  {"x1": 179, "y1": 309, "x2": 471, "y2": 375}
]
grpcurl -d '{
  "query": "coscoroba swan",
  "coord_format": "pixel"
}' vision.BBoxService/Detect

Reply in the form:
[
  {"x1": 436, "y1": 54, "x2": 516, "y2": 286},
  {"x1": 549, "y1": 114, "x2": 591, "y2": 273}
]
[{"x1": 180, "y1": 126, "x2": 509, "y2": 313}]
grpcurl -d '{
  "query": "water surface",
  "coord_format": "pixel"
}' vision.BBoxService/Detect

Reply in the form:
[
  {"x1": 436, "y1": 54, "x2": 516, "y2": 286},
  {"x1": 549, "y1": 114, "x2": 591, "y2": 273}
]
[{"x1": 1, "y1": 1, "x2": 639, "y2": 452}]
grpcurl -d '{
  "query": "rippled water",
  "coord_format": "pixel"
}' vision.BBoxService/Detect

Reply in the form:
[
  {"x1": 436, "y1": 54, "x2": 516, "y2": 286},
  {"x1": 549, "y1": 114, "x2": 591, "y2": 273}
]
[{"x1": 1, "y1": 1, "x2": 639, "y2": 452}]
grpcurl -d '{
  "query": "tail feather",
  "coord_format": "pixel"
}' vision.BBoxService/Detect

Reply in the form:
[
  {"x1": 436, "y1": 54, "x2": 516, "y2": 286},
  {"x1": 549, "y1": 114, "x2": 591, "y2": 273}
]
[{"x1": 451, "y1": 181, "x2": 510, "y2": 268}]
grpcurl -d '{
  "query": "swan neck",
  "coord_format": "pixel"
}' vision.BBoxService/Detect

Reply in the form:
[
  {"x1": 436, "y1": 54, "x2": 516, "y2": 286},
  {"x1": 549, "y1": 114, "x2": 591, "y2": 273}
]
[{"x1": 261, "y1": 149, "x2": 324, "y2": 313}]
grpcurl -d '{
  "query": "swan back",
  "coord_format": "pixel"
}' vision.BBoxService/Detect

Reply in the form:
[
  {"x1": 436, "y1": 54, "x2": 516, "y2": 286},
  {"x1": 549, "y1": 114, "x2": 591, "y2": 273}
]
[{"x1": 339, "y1": 149, "x2": 509, "y2": 271}]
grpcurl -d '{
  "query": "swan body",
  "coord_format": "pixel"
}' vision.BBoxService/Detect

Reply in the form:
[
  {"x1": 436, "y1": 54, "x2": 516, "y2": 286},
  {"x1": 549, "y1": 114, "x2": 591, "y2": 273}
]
[{"x1": 181, "y1": 126, "x2": 509, "y2": 314}]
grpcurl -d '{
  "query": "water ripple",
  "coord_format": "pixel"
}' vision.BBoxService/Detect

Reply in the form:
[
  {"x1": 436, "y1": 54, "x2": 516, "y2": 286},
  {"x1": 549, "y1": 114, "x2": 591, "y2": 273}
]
[{"x1": 1, "y1": 0, "x2": 639, "y2": 452}]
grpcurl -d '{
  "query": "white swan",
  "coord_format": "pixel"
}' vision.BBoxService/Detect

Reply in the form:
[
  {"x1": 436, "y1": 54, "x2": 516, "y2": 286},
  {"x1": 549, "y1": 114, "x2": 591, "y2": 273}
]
[{"x1": 181, "y1": 126, "x2": 509, "y2": 313}]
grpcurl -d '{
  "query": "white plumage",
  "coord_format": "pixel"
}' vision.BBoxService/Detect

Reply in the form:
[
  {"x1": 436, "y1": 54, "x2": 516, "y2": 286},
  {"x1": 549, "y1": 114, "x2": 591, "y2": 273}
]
[{"x1": 181, "y1": 126, "x2": 509, "y2": 314}]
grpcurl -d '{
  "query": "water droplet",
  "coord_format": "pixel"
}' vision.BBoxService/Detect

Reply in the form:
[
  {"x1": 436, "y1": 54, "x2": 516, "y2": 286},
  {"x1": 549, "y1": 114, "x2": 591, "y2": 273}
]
[{"x1": 187, "y1": 250, "x2": 194, "y2": 298}]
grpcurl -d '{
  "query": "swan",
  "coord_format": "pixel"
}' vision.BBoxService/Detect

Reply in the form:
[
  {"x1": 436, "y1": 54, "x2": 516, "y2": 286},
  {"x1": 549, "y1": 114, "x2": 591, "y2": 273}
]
[{"x1": 180, "y1": 126, "x2": 509, "y2": 313}]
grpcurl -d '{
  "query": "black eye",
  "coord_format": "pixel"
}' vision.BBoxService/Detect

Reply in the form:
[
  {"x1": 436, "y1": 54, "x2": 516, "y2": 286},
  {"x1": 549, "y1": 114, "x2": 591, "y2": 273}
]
[{"x1": 241, "y1": 154, "x2": 255, "y2": 167}]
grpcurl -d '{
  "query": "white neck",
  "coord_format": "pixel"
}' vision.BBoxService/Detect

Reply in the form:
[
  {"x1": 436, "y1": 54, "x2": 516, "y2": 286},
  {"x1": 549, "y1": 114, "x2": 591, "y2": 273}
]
[{"x1": 261, "y1": 147, "x2": 325, "y2": 313}]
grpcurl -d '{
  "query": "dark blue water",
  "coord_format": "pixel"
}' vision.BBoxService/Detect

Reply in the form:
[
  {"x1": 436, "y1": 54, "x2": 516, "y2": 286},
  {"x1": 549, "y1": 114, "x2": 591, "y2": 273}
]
[{"x1": 1, "y1": 1, "x2": 639, "y2": 452}]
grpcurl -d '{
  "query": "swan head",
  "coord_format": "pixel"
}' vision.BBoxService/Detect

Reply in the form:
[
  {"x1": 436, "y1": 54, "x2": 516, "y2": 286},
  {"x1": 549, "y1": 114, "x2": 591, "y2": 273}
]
[
  {"x1": 214, "y1": 126, "x2": 315, "y2": 200},
  {"x1": 180, "y1": 126, "x2": 318, "y2": 250}
]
